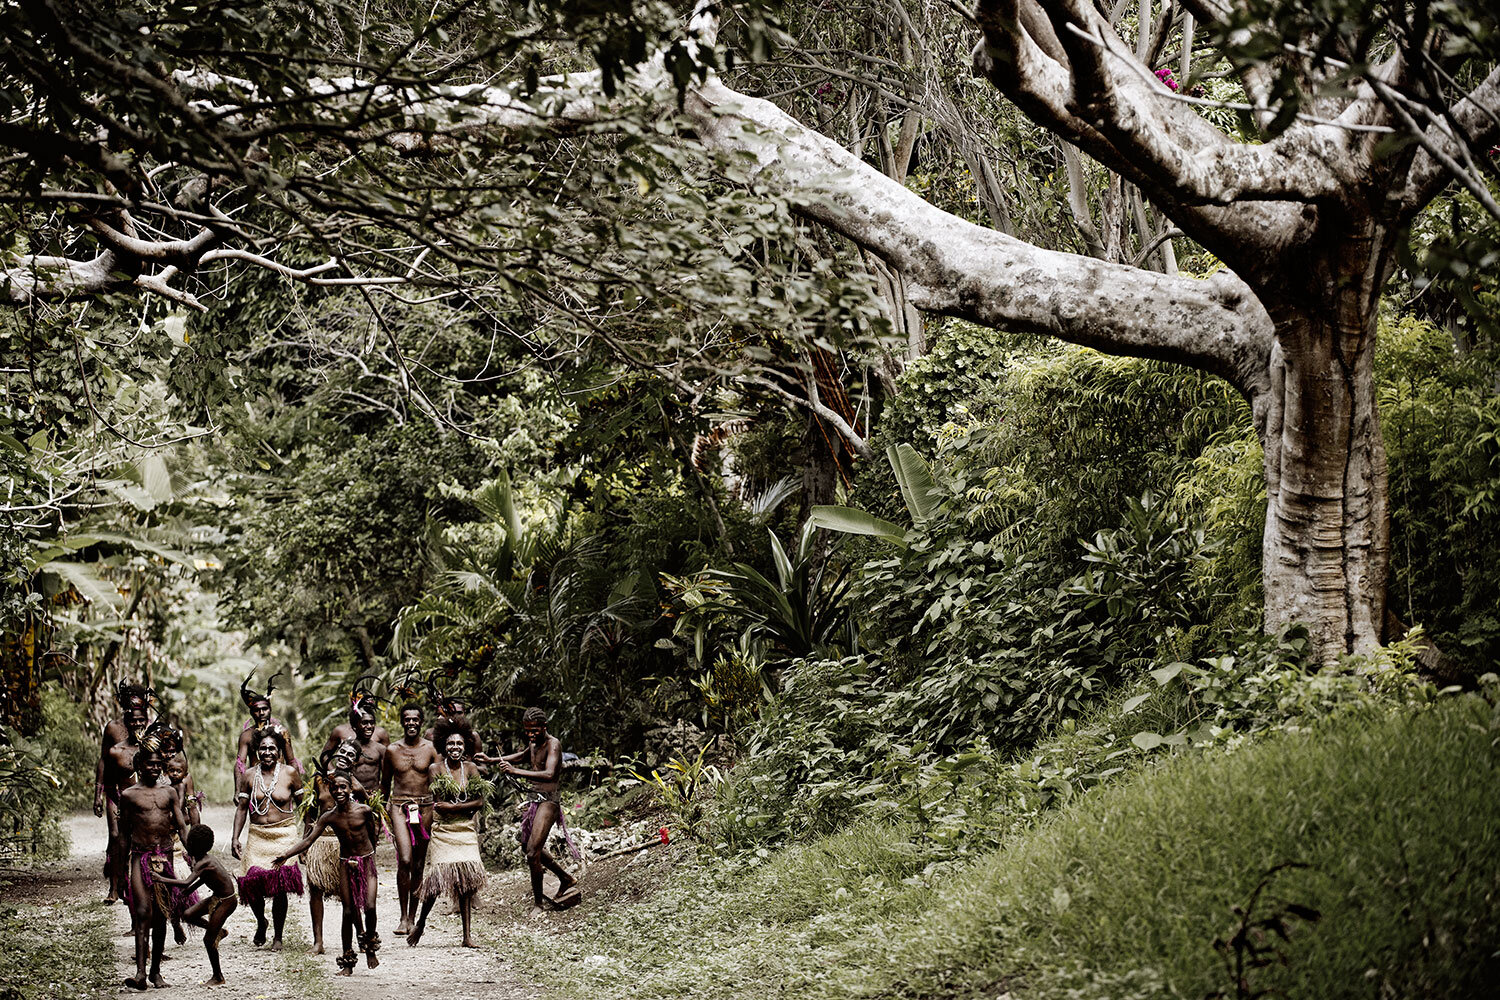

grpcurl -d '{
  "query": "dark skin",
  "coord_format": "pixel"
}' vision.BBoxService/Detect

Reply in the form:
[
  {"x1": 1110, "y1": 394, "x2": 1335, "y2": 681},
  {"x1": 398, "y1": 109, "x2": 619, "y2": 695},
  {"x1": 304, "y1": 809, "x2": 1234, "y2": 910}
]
[
  {"x1": 345, "y1": 712, "x2": 388, "y2": 791},
  {"x1": 231, "y1": 735, "x2": 303, "y2": 950},
  {"x1": 305, "y1": 743, "x2": 368, "y2": 955},
  {"x1": 164, "y1": 756, "x2": 197, "y2": 944},
  {"x1": 382, "y1": 707, "x2": 439, "y2": 935},
  {"x1": 117, "y1": 752, "x2": 190, "y2": 991},
  {"x1": 166, "y1": 758, "x2": 200, "y2": 826},
  {"x1": 323, "y1": 717, "x2": 391, "y2": 755},
  {"x1": 102, "y1": 708, "x2": 148, "y2": 905},
  {"x1": 274, "y1": 776, "x2": 381, "y2": 973},
  {"x1": 499, "y1": 719, "x2": 576, "y2": 909},
  {"x1": 152, "y1": 848, "x2": 238, "y2": 986},
  {"x1": 409, "y1": 733, "x2": 483, "y2": 948},
  {"x1": 235, "y1": 699, "x2": 296, "y2": 770}
]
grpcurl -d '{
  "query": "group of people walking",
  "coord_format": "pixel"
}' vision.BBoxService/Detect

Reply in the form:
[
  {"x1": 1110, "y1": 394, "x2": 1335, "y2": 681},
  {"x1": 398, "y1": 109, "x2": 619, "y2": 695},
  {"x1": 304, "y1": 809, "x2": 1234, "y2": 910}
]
[{"x1": 96, "y1": 676, "x2": 580, "y2": 989}]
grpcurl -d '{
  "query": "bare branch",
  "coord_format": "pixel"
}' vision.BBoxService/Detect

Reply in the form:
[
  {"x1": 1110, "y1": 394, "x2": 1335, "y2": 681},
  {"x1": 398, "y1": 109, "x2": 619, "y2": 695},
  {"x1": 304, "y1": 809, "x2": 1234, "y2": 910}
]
[{"x1": 1400, "y1": 64, "x2": 1500, "y2": 218}]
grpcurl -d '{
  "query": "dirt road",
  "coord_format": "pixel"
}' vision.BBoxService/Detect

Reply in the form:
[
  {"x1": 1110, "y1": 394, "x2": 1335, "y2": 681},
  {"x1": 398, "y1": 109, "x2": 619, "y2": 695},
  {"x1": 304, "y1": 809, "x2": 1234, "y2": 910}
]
[{"x1": 48, "y1": 807, "x2": 547, "y2": 998}]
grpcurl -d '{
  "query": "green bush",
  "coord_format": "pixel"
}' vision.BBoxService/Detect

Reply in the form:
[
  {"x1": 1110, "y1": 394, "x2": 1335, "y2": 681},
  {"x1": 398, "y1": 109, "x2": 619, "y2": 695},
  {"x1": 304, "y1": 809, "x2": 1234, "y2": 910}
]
[{"x1": 509, "y1": 692, "x2": 1500, "y2": 1000}]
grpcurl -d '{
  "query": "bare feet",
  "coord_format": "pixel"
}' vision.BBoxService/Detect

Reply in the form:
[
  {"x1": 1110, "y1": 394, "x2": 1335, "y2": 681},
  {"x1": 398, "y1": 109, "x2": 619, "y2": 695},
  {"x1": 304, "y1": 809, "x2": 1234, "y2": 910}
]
[
  {"x1": 393, "y1": 920, "x2": 411, "y2": 935},
  {"x1": 200, "y1": 975, "x2": 226, "y2": 987},
  {"x1": 311, "y1": 940, "x2": 324, "y2": 955},
  {"x1": 335, "y1": 967, "x2": 353, "y2": 977},
  {"x1": 252, "y1": 922, "x2": 268, "y2": 947},
  {"x1": 462, "y1": 936, "x2": 479, "y2": 948},
  {"x1": 407, "y1": 923, "x2": 424, "y2": 946},
  {"x1": 105, "y1": 892, "x2": 118, "y2": 905},
  {"x1": 269, "y1": 939, "x2": 283, "y2": 952},
  {"x1": 366, "y1": 952, "x2": 380, "y2": 969},
  {"x1": 148, "y1": 972, "x2": 169, "y2": 988},
  {"x1": 173, "y1": 921, "x2": 187, "y2": 945},
  {"x1": 123, "y1": 977, "x2": 147, "y2": 991}
]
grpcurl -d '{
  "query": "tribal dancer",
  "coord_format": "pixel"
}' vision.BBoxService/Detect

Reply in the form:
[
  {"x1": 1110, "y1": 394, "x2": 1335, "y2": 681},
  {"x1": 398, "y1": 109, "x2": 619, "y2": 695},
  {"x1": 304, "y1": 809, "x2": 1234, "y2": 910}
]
[
  {"x1": 322, "y1": 678, "x2": 391, "y2": 756},
  {"x1": 410, "y1": 730, "x2": 492, "y2": 947},
  {"x1": 117, "y1": 739, "x2": 191, "y2": 990},
  {"x1": 96, "y1": 682, "x2": 150, "y2": 903},
  {"x1": 235, "y1": 671, "x2": 300, "y2": 775},
  {"x1": 231, "y1": 727, "x2": 304, "y2": 949},
  {"x1": 302, "y1": 740, "x2": 368, "y2": 954},
  {"x1": 498, "y1": 707, "x2": 580, "y2": 911},
  {"x1": 273, "y1": 770, "x2": 382, "y2": 975},
  {"x1": 151, "y1": 824, "x2": 239, "y2": 987},
  {"x1": 382, "y1": 703, "x2": 438, "y2": 935},
  {"x1": 342, "y1": 694, "x2": 388, "y2": 793},
  {"x1": 102, "y1": 700, "x2": 150, "y2": 906},
  {"x1": 153, "y1": 723, "x2": 197, "y2": 946}
]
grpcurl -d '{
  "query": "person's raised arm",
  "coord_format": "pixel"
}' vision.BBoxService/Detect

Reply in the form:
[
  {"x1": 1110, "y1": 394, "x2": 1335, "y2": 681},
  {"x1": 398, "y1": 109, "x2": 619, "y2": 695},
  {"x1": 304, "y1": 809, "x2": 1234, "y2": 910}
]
[
  {"x1": 183, "y1": 774, "x2": 201, "y2": 826},
  {"x1": 272, "y1": 811, "x2": 329, "y2": 865},
  {"x1": 502, "y1": 737, "x2": 561, "y2": 782},
  {"x1": 231, "y1": 771, "x2": 249, "y2": 859}
]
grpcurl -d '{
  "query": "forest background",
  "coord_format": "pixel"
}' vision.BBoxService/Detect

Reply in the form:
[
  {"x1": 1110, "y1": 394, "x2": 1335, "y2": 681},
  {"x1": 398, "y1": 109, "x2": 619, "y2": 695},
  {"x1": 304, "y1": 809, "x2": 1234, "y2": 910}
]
[{"x1": 2, "y1": 1, "x2": 1498, "y2": 997}]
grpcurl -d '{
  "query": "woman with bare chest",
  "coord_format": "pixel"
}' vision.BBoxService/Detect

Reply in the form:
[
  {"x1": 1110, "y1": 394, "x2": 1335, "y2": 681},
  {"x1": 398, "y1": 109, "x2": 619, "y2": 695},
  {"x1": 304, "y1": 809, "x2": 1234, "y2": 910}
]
[{"x1": 231, "y1": 729, "x2": 304, "y2": 949}]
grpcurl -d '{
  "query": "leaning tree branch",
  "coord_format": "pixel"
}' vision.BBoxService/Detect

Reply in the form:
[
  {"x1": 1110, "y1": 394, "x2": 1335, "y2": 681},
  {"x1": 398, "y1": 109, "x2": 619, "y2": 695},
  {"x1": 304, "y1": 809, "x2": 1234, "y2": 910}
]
[{"x1": 1399, "y1": 63, "x2": 1500, "y2": 218}]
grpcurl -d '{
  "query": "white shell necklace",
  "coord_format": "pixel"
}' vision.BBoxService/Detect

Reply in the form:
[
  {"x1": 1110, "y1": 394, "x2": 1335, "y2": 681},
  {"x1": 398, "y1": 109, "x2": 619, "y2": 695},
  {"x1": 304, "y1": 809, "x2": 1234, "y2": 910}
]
[{"x1": 250, "y1": 762, "x2": 282, "y2": 816}]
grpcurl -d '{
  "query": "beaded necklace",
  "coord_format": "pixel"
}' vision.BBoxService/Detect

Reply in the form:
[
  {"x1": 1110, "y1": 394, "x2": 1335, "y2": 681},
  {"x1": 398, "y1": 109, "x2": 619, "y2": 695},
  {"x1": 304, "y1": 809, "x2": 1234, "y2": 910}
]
[
  {"x1": 443, "y1": 759, "x2": 468, "y2": 793},
  {"x1": 249, "y1": 762, "x2": 282, "y2": 816}
]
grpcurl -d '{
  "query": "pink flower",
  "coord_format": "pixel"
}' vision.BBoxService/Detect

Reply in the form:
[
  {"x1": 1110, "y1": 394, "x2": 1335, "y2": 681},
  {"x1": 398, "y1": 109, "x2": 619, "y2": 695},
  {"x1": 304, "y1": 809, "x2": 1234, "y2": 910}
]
[{"x1": 1154, "y1": 68, "x2": 1179, "y2": 92}]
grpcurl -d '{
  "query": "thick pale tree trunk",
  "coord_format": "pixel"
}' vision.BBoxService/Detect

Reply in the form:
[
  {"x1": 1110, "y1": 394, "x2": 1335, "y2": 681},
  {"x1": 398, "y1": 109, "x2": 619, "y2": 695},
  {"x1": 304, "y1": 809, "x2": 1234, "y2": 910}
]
[{"x1": 1257, "y1": 233, "x2": 1395, "y2": 661}]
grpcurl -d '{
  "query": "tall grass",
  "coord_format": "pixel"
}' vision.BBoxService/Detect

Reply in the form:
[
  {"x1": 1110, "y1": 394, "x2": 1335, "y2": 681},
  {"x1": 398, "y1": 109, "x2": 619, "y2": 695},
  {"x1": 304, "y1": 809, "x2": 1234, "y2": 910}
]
[{"x1": 509, "y1": 694, "x2": 1500, "y2": 999}]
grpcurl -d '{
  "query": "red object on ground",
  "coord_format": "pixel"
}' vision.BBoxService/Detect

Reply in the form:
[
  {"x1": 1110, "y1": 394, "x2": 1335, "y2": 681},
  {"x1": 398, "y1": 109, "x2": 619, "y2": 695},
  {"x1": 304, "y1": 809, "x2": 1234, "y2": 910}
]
[{"x1": 659, "y1": 826, "x2": 670, "y2": 845}]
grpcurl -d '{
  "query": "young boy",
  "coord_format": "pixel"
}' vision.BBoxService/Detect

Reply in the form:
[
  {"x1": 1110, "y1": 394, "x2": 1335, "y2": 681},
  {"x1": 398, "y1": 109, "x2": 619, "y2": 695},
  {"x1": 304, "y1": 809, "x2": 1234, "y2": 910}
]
[
  {"x1": 152, "y1": 824, "x2": 238, "y2": 985},
  {"x1": 117, "y1": 746, "x2": 190, "y2": 990},
  {"x1": 273, "y1": 770, "x2": 382, "y2": 975}
]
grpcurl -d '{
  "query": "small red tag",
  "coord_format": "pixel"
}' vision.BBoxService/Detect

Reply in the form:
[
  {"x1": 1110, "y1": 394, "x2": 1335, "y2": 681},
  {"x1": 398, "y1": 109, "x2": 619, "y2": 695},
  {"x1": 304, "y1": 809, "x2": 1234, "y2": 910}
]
[{"x1": 659, "y1": 826, "x2": 670, "y2": 845}]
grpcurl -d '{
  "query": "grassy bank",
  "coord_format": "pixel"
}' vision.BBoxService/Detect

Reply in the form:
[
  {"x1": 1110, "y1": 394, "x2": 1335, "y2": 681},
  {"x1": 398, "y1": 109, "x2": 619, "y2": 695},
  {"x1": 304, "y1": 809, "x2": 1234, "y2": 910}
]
[
  {"x1": 0, "y1": 900, "x2": 113, "y2": 1000},
  {"x1": 508, "y1": 694, "x2": 1500, "y2": 999}
]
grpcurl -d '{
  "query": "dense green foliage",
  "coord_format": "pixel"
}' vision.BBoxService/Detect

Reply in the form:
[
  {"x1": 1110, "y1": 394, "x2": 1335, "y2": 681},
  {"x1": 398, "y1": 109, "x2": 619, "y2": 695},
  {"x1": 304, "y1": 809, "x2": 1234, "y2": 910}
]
[{"x1": 509, "y1": 691, "x2": 1500, "y2": 1000}]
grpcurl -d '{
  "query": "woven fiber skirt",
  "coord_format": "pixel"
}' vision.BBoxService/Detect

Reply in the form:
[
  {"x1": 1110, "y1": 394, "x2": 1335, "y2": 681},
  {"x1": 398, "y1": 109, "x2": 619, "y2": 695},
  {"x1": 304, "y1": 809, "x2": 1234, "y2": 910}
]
[
  {"x1": 303, "y1": 832, "x2": 342, "y2": 893},
  {"x1": 419, "y1": 816, "x2": 486, "y2": 901},
  {"x1": 238, "y1": 816, "x2": 305, "y2": 903}
]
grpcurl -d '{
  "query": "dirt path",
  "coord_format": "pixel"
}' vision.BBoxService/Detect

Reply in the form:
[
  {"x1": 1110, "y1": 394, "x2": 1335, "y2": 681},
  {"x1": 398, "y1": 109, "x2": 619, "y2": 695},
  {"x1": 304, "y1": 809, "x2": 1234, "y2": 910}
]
[{"x1": 47, "y1": 807, "x2": 548, "y2": 999}]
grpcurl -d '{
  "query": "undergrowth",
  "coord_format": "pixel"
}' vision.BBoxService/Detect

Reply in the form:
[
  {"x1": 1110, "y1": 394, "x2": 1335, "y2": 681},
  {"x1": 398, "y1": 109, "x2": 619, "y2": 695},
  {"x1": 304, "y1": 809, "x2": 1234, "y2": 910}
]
[
  {"x1": 507, "y1": 690, "x2": 1500, "y2": 1000},
  {"x1": 0, "y1": 900, "x2": 113, "y2": 1000}
]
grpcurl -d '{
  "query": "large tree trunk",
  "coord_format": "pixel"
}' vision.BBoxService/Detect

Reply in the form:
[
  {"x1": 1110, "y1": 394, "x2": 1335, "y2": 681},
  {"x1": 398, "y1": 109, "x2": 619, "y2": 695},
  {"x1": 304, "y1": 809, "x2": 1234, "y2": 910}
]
[{"x1": 1258, "y1": 237, "x2": 1394, "y2": 662}]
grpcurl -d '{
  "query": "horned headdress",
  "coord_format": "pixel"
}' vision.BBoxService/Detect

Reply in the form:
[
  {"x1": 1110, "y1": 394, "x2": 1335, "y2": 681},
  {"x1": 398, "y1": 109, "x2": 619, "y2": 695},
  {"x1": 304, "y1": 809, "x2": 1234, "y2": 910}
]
[{"x1": 239, "y1": 669, "x2": 276, "y2": 711}]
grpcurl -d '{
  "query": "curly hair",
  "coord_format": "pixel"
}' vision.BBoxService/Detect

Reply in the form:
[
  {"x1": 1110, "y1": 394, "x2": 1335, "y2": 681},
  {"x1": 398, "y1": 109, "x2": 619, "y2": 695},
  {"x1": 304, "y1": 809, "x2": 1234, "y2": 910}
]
[
  {"x1": 432, "y1": 717, "x2": 479, "y2": 757},
  {"x1": 251, "y1": 726, "x2": 290, "y2": 762}
]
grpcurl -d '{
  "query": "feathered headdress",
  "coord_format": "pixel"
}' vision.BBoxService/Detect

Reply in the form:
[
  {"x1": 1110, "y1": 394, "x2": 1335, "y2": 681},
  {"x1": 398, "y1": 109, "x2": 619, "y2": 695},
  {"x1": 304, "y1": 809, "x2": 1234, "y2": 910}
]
[
  {"x1": 137, "y1": 719, "x2": 181, "y2": 758},
  {"x1": 425, "y1": 675, "x2": 464, "y2": 717},
  {"x1": 348, "y1": 674, "x2": 380, "y2": 726},
  {"x1": 115, "y1": 680, "x2": 151, "y2": 708},
  {"x1": 239, "y1": 669, "x2": 275, "y2": 711}
]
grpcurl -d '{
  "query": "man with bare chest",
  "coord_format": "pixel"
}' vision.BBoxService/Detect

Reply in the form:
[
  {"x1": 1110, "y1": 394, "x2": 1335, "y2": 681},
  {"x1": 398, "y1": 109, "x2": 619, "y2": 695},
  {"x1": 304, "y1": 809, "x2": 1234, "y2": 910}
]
[
  {"x1": 346, "y1": 705, "x2": 388, "y2": 793},
  {"x1": 325, "y1": 690, "x2": 391, "y2": 759},
  {"x1": 382, "y1": 704, "x2": 439, "y2": 935},
  {"x1": 103, "y1": 704, "x2": 149, "y2": 905},
  {"x1": 118, "y1": 744, "x2": 190, "y2": 990},
  {"x1": 499, "y1": 707, "x2": 580, "y2": 911}
]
